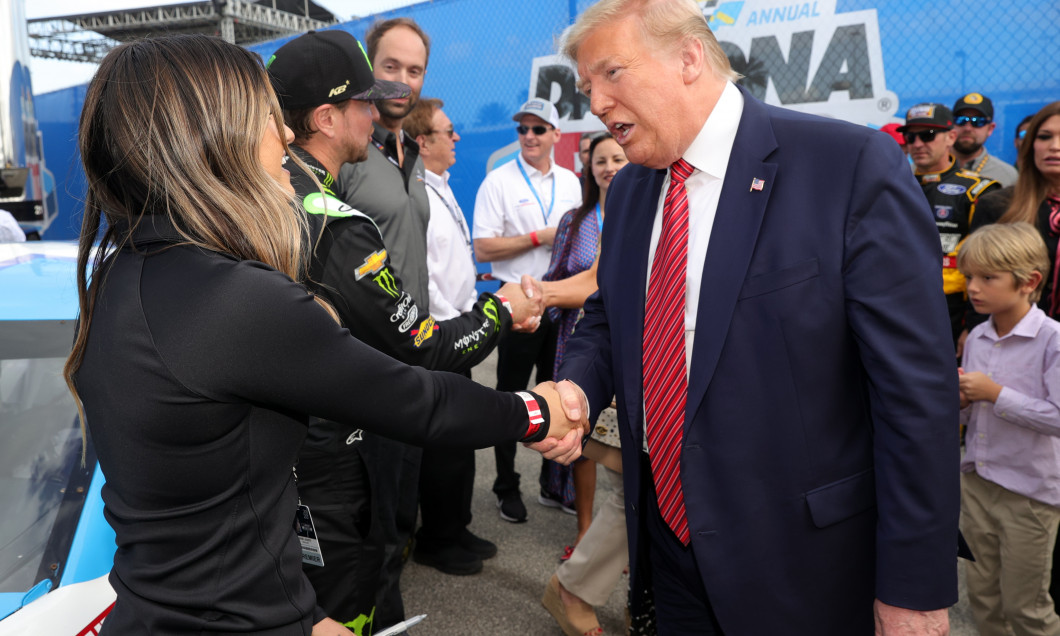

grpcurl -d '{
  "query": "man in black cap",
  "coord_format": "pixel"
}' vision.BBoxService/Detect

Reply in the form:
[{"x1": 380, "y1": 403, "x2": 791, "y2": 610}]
[
  {"x1": 899, "y1": 102, "x2": 1000, "y2": 351},
  {"x1": 266, "y1": 29, "x2": 548, "y2": 634},
  {"x1": 952, "y1": 92, "x2": 1018, "y2": 187}
]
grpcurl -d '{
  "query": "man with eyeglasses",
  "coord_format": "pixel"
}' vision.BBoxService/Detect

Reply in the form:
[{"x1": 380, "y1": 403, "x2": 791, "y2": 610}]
[
  {"x1": 899, "y1": 102, "x2": 1001, "y2": 350},
  {"x1": 401, "y1": 97, "x2": 508, "y2": 576},
  {"x1": 473, "y1": 98, "x2": 582, "y2": 523},
  {"x1": 952, "y1": 93, "x2": 1018, "y2": 187}
]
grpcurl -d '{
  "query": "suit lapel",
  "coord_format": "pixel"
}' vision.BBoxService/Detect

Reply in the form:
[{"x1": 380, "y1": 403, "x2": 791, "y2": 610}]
[{"x1": 686, "y1": 91, "x2": 778, "y2": 424}]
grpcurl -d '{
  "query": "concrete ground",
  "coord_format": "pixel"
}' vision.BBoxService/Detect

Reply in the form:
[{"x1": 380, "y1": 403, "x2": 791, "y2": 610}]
[{"x1": 398, "y1": 351, "x2": 979, "y2": 635}]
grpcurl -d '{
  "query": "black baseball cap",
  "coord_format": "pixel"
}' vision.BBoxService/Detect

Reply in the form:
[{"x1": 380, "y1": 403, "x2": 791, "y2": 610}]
[
  {"x1": 266, "y1": 30, "x2": 411, "y2": 110},
  {"x1": 952, "y1": 93, "x2": 994, "y2": 119},
  {"x1": 897, "y1": 103, "x2": 954, "y2": 132}
]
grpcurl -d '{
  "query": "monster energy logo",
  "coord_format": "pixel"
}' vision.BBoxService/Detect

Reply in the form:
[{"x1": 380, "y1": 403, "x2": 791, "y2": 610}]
[
  {"x1": 373, "y1": 269, "x2": 399, "y2": 298},
  {"x1": 343, "y1": 606, "x2": 374, "y2": 636},
  {"x1": 483, "y1": 298, "x2": 500, "y2": 333}
]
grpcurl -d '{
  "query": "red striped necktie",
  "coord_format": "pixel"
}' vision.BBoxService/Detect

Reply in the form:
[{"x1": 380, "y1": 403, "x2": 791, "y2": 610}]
[{"x1": 643, "y1": 158, "x2": 693, "y2": 545}]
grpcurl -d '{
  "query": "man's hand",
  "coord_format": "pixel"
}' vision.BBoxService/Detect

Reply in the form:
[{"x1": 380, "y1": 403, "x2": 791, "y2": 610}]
[
  {"x1": 525, "y1": 428, "x2": 583, "y2": 464},
  {"x1": 312, "y1": 617, "x2": 355, "y2": 636},
  {"x1": 497, "y1": 281, "x2": 544, "y2": 327},
  {"x1": 958, "y1": 370, "x2": 1002, "y2": 404},
  {"x1": 525, "y1": 379, "x2": 590, "y2": 465},
  {"x1": 873, "y1": 599, "x2": 949, "y2": 636}
]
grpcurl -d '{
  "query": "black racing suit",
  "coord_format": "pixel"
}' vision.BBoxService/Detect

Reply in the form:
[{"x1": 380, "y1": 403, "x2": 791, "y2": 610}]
[
  {"x1": 914, "y1": 157, "x2": 999, "y2": 345},
  {"x1": 287, "y1": 147, "x2": 512, "y2": 633}
]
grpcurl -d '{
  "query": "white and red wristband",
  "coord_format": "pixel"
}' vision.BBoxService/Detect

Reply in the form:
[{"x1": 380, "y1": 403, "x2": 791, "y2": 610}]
[{"x1": 516, "y1": 390, "x2": 549, "y2": 442}]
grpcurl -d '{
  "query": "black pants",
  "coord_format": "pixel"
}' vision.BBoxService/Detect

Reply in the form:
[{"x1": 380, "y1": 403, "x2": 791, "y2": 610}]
[
  {"x1": 418, "y1": 371, "x2": 475, "y2": 546},
  {"x1": 299, "y1": 427, "x2": 379, "y2": 628},
  {"x1": 946, "y1": 292, "x2": 967, "y2": 349},
  {"x1": 492, "y1": 314, "x2": 558, "y2": 497},
  {"x1": 367, "y1": 435, "x2": 421, "y2": 630}
]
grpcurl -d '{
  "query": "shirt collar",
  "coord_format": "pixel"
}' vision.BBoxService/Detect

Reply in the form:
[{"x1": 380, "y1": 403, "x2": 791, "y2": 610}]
[
  {"x1": 424, "y1": 168, "x2": 449, "y2": 191},
  {"x1": 981, "y1": 304, "x2": 1047, "y2": 340},
  {"x1": 517, "y1": 151, "x2": 552, "y2": 178},
  {"x1": 682, "y1": 81, "x2": 744, "y2": 180}
]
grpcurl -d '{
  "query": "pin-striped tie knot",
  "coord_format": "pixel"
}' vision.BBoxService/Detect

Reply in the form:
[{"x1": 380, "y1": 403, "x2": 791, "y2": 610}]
[{"x1": 670, "y1": 158, "x2": 694, "y2": 184}]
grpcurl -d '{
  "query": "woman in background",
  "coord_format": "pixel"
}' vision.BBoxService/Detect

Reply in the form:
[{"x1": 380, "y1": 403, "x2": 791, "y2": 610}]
[
  {"x1": 537, "y1": 134, "x2": 627, "y2": 551},
  {"x1": 973, "y1": 101, "x2": 1060, "y2": 318},
  {"x1": 536, "y1": 134, "x2": 634, "y2": 636},
  {"x1": 65, "y1": 34, "x2": 582, "y2": 635}
]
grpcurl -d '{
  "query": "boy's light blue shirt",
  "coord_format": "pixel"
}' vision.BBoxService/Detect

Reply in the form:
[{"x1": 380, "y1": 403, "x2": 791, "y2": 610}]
[{"x1": 961, "y1": 305, "x2": 1060, "y2": 506}]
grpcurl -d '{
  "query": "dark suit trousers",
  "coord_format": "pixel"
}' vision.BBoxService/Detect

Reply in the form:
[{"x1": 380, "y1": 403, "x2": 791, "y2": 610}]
[
  {"x1": 492, "y1": 314, "x2": 557, "y2": 496},
  {"x1": 642, "y1": 453, "x2": 725, "y2": 635},
  {"x1": 418, "y1": 371, "x2": 475, "y2": 545}
]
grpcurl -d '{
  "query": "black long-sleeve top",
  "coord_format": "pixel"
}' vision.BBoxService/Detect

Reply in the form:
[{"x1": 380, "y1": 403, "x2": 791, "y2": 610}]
[{"x1": 75, "y1": 215, "x2": 544, "y2": 634}]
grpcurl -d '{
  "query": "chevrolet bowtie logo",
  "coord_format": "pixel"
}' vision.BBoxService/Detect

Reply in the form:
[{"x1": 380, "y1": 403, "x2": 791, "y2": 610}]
[{"x1": 355, "y1": 249, "x2": 388, "y2": 280}]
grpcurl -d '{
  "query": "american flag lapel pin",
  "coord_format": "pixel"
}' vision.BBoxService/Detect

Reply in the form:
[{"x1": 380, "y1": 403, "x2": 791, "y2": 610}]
[{"x1": 750, "y1": 178, "x2": 765, "y2": 192}]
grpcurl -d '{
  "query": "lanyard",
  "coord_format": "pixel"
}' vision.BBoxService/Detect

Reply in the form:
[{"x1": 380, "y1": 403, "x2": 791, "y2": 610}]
[
  {"x1": 424, "y1": 182, "x2": 473, "y2": 254},
  {"x1": 516, "y1": 158, "x2": 555, "y2": 225},
  {"x1": 594, "y1": 202, "x2": 603, "y2": 234}
]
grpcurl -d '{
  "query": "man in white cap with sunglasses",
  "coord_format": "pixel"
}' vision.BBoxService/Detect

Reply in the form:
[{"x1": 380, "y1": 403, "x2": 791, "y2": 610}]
[{"x1": 472, "y1": 98, "x2": 582, "y2": 523}]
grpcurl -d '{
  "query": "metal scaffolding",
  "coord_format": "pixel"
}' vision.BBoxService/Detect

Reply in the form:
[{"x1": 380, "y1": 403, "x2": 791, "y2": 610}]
[{"x1": 27, "y1": 0, "x2": 337, "y2": 64}]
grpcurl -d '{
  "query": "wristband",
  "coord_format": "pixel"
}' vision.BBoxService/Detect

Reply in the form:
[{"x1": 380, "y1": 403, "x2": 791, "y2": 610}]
[
  {"x1": 493, "y1": 293, "x2": 514, "y2": 317},
  {"x1": 530, "y1": 230, "x2": 541, "y2": 247},
  {"x1": 516, "y1": 391, "x2": 549, "y2": 443}
]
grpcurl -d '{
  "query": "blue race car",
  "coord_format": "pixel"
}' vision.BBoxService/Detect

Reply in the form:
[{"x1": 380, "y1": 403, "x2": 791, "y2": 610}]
[{"x1": 0, "y1": 242, "x2": 116, "y2": 635}]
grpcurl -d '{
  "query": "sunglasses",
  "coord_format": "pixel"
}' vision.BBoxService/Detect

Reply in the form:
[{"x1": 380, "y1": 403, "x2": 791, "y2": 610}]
[
  {"x1": 517, "y1": 124, "x2": 552, "y2": 136},
  {"x1": 903, "y1": 129, "x2": 944, "y2": 144},
  {"x1": 954, "y1": 115, "x2": 991, "y2": 128},
  {"x1": 431, "y1": 127, "x2": 456, "y2": 139}
]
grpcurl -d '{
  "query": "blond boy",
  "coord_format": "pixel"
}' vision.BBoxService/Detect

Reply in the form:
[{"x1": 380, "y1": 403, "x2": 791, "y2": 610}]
[{"x1": 958, "y1": 222, "x2": 1060, "y2": 636}]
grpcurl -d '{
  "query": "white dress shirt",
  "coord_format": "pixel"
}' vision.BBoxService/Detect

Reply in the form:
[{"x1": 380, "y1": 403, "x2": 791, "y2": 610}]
[
  {"x1": 646, "y1": 80, "x2": 745, "y2": 370},
  {"x1": 642, "y1": 81, "x2": 744, "y2": 452},
  {"x1": 424, "y1": 169, "x2": 478, "y2": 320}
]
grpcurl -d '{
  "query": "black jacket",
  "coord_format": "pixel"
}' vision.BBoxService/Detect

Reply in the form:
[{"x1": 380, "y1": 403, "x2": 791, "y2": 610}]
[
  {"x1": 290, "y1": 147, "x2": 511, "y2": 372},
  {"x1": 76, "y1": 214, "x2": 541, "y2": 634}
]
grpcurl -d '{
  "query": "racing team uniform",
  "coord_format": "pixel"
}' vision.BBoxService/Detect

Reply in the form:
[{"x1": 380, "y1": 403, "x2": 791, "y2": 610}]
[
  {"x1": 287, "y1": 147, "x2": 514, "y2": 631},
  {"x1": 338, "y1": 125, "x2": 432, "y2": 628},
  {"x1": 914, "y1": 157, "x2": 1000, "y2": 343}
]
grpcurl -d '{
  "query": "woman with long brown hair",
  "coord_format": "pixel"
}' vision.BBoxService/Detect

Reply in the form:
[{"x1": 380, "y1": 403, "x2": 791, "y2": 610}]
[
  {"x1": 972, "y1": 101, "x2": 1060, "y2": 317},
  {"x1": 66, "y1": 34, "x2": 583, "y2": 635}
]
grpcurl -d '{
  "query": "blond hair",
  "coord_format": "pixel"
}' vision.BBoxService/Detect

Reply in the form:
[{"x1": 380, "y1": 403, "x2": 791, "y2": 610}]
[
  {"x1": 67, "y1": 34, "x2": 333, "y2": 455},
  {"x1": 958, "y1": 223, "x2": 1050, "y2": 303},
  {"x1": 563, "y1": 0, "x2": 737, "y2": 82}
]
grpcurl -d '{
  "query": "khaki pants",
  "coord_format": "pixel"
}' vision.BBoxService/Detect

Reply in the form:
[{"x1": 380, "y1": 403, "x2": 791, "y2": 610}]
[
  {"x1": 962, "y1": 471, "x2": 1060, "y2": 636},
  {"x1": 557, "y1": 467, "x2": 627, "y2": 607}
]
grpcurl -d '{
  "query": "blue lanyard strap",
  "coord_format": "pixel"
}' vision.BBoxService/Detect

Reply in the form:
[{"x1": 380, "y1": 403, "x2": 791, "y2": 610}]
[
  {"x1": 516, "y1": 157, "x2": 556, "y2": 226},
  {"x1": 424, "y1": 182, "x2": 473, "y2": 252},
  {"x1": 594, "y1": 202, "x2": 603, "y2": 234}
]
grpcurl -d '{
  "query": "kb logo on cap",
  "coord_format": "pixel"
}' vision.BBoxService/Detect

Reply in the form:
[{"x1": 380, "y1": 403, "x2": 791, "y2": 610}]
[{"x1": 329, "y1": 80, "x2": 351, "y2": 98}]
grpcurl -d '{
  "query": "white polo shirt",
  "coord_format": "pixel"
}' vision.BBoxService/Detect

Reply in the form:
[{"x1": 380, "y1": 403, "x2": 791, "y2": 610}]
[
  {"x1": 472, "y1": 152, "x2": 582, "y2": 283},
  {"x1": 424, "y1": 169, "x2": 477, "y2": 320}
]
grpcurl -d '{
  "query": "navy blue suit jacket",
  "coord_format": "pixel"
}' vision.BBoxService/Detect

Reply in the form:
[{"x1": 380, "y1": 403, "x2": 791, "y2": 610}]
[{"x1": 560, "y1": 88, "x2": 960, "y2": 634}]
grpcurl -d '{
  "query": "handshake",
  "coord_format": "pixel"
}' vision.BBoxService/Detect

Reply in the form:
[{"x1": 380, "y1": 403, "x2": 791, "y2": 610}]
[
  {"x1": 524, "y1": 379, "x2": 592, "y2": 465},
  {"x1": 495, "y1": 274, "x2": 548, "y2": 333}
]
